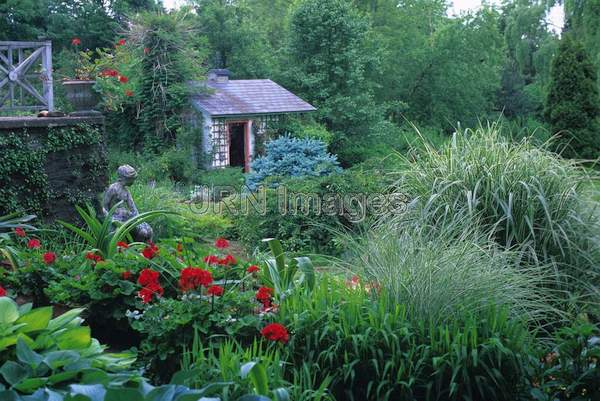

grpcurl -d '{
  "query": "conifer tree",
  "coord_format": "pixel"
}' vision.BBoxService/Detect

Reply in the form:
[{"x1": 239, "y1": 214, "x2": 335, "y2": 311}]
[{"x1": 545, "y1": 33, "x2": 600, "y2": 159}]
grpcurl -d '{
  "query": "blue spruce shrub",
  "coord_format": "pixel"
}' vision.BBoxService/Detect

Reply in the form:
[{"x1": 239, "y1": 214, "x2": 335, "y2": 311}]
[{"x1": 246, "y1": 136, "x2": 341, "y2": 189}]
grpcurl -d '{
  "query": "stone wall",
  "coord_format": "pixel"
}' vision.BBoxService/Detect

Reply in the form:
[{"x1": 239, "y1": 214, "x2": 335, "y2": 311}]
[{"x1": 0, "y1": 116, "x2": 108, "y2": 222}]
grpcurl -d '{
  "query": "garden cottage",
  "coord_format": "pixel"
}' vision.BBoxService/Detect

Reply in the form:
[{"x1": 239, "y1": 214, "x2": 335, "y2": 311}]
[{"x1": 190, "y1": 69, "x2": 316, "y2": 172}]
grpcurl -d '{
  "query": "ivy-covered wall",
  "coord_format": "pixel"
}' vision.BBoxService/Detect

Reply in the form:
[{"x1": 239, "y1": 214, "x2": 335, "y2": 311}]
[{"x1": 0, "y1": 116, "x2": 108, "y2": 222}]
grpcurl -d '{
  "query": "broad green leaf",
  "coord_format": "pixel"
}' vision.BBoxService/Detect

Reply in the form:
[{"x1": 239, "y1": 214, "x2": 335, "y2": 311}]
[
  {"x1": 105, "y1": 388, "x2": 144, "y2": 401},
  {"x1": 241, "y1": 361, "x2": 269, "y2": 396},
  {"x1": 0, "y1": 361, "x2": 29, "y2": 385},
  {"x1": 47, "y1": 369, "x2": 80, "y2": 385},
  {"x1": 16, "y1": 307, "x2": 53, "y2": 333},
  {"x1": 43, "y1": 350, "x2": 80, "y2": 370},
  {"x1": 48, "y1": 309, "x2": 85, "y2": 332},
  {"x1": 56, "y1": 327, "x2": 91, "y2": 350},
  {"x1": 13, "y1": 377, "x2": 48, "y2": 393},
  {"x1": 68, "y1": 384, "x2": 106, "y2": 401},
  {"x1": 16, "y1": 339, "x2": 43, "y2": 368},
  {"x1": 0, "y1": 298, "x2": 20, "y2": 324},
  {"x1": 17, "y1": 304, "x2": 32, "y2": 315}
]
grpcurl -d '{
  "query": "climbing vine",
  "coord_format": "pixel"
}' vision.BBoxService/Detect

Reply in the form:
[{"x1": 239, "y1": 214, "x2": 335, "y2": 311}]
[{"x1": 0, "y1": 123, "x2": 106, "y2": 218}]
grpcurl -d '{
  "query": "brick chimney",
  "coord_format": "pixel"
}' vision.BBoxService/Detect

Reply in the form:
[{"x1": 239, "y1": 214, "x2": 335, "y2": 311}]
[{"x1": 208, "y1": 69, "x2": 231, "y2": 84}]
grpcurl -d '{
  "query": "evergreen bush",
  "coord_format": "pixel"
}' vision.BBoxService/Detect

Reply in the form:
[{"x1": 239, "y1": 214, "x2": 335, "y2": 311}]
[{"x1": 246, "y1": 136, "x2": 342, "y2": 190}]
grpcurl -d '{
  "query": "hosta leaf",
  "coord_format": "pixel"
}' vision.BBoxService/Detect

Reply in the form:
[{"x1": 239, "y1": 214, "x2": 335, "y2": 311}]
[
  {"x1": 16, "y1": 339, "x2": 43, "y2": 368},
  {"x1": 68, "y1": 384, "x2": 106, "y2": 401},
  {"x1": 13, "y1": 377, "x2": 48, "y2": 393},
  {"x1": 43, "y1": 350, "x2": 81, "y2": 370},
  {"x1": 47, "y1": 369, "x2": 80, "y2": 385},
  {"x1": 0, "y1": 361, "x2": 29, "y2": 385},
  {"x1": 16, "y1": 307, "x2": 53, "y2": 333},
  {"x1": 47, "y1": 309, "x2": 85, "y2": 332},
  {"x1": 0, "y1": 298, "x2": 20, "y2": 324},
  {"x1": 105, "y1": 388, "x2": 144, "y2": 401},
  {"x1": 56, "y1": 327, "x2": 91, "y2": 350}
]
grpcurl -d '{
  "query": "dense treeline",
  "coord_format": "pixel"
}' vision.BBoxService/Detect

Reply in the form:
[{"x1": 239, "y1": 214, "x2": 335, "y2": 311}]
[{"x1": 2, "y1": 0, "x2": 600, "y2": 161}]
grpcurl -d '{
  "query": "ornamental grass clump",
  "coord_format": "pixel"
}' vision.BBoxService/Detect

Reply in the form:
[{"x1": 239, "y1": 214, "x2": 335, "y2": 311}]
[
  {"x1": 344, "y1": 222, "x2": 560, "y2": 328},
  {"x1": 391, "y1": 124, "x2": 600, "y2": 301}
]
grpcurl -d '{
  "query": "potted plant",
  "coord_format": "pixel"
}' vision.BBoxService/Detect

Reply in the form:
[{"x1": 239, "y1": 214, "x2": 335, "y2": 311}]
[{"x1": 62, "y1": 38, "x2": 102, "y2": 115}]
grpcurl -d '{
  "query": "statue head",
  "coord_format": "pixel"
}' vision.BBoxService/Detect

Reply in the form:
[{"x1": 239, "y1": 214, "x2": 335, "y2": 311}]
[{"x1": 117, "y1": 165, "x2": 138, "y2": 186}]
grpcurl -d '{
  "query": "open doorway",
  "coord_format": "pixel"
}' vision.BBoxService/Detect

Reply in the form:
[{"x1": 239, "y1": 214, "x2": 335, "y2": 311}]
[{"x1": 228, "y1": 122, "x2": 246, "y2": 169}]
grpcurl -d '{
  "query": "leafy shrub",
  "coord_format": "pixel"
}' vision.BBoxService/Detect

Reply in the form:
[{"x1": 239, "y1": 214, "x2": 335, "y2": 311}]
[
  {"x1": 194, "y1": 167, "x2": 245, "y2": 189},
  {"x1": 391, "y1": 124, "x2": 600, "y2": 301},
  {"x1": 279, "y1": 278, "x2": 534, "y2": 401},
  {"x1": 529, "y1": 319, "x2": 600, "y2": 400},
  {"x1": 230, "y1": 167, "x2": 389, "y2": 255},
  {"x1": 246, "y1": 136, "x2": 341, "y2": 190}
]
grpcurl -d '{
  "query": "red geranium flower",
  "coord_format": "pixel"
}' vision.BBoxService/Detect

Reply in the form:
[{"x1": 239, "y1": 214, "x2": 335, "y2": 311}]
[
  {"x1": 142, "y1": 242, "x2": 159, "y2": 259},
  {"x1": 138, "y1": 281, "x2": 163, "y2": 303},
  {"x1": 100, "y1": 69, "x2": 118, "y2": 78},
  {"x1": 179, "y1": 267, "x2": 213, "y2": 292},
  {"x1": 122, "y1": 271, "x2": 133, "y2": 280},
  {"x1": 27, "y1": 239, "x2": 41, "y2": 249},
  {"x1": 71, "y1": 38, "x2": 81, "y2": 46},
  {"x1": 260, "y1": 323, "x2": 289, "y2": 344},
  {"x1": 43, "y1": 252, "x2": 56, "y2": 265},
  {"x1": 14, "y1": 227, "x2": 26, "y2": 237},
  {"x1": 118, "y1": 75, "x2": 128, "y2": 83},
  {"x1": 0, "y1": 286, "x2": 6, "y2": 297},
  {"x1": 218, "y1": 254, "x2": 236, "y2": 266},
  {"x1": 215, "y1": 237, "x2": 229, "y2": 249},
  {"x1": 256, "y1": 286, "x2": 274, "y2": 307},
  {"x1": 207, "y1": 285, "x2": 224, "y2": 297},
  {"x1": 117, "y1": 241, "x2": 129, "y2": 249},
  {"x1": 85, "y1": 252, "x2": 103, "y2": 264},
  {"x1": 125, "y1": 90, "x2": 133, "y2": 97},
  {"x1": 203, "y1": 255, "x2": 219, "y2": 265},
  {"x1": 247, "y1": 265, "x2": 259, "y2": 274},
  {"x1": 138, "y1": 268, "x2": 160, "y2": 287},
  {"x1": 117, "y1": 39, "x2": 126, "y2": 46},
  {"x1": 144, "y1": 47, "x2": 150, "y2": 54}
]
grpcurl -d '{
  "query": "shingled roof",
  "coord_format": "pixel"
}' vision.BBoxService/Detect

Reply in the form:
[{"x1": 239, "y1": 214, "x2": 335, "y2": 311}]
[{"x1": 191, "y1": 79, "x2": 316, "y2": 117}]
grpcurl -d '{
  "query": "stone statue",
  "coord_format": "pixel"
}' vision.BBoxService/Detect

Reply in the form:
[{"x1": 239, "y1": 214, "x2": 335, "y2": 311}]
[{"x1": 102, "y1": 165, "x2": 153, "y2": 242}]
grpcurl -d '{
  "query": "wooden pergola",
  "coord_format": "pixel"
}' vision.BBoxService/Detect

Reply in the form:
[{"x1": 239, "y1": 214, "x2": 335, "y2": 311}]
[{"x1": 0, "y1": 41, "x2": 54, "y2": 111}]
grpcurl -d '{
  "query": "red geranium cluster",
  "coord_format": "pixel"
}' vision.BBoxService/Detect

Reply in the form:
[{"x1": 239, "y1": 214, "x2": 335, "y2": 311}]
[
  {"x1": 207, "y1": 285, "x2": 224, "y2": 297},
  {"x1": 27, "y1": 239, "x2": 41, "y2": 249},
  {"x1": 71, "y1": 38, "x2": 81, "y2": 46},
  {"x1": 43, "y1": 252, "x2": 56, "y2": 265},
  {"x1": 137, "y1": 268, "x2": 163, "y2": 303},
  {"x1": 142, "y1": 242, "x2": 159, "y2": 259},
  {"x1": 203, "y1": 254, "x2": 236, "y2": 266},
  {"x1": 0, "y1": 285, "x2": 7, "y2": 297},
  {"x1": 247, "y1": 265, "x2": 259, "y2": 274},
  {"x1": 215, "y1": 238, "x2": 229, "y2": 249},
  {"x1": 179, "y1": 267, "x2": 213, "y2": 292},
  {"x1": 256, "y1": 286, "x2": 274, "y2": 308},
  {"x1": 14, "y1": 227, "x2": 26, "y2": 238},
  {"x1": 260, "y1": 323, "x2": 289, "y2": 344},
  {"x1": 85, "y1": 252, "x2": 103, "y2": 264}
]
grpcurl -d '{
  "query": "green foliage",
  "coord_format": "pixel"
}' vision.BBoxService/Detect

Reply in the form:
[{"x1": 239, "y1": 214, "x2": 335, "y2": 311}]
[
  {"x1": 345, "y1": 223, "x2": 558, "y2": 328},
  {"x1": 259, "y1": 239, "x2": 315, "y2": 297},
  {"x1": 135, "y1": 12, "x2": 207, "y2": 150},
  {"x1": 285, "y1": 0, "x2": 382, "y2": 165},
  {"x1": 545, "y1": 33, "x2": 600, "y2": 159},
  {"x1": 194, "y1": 168, "x2": 245, "y2": 189},
  {"x1": 229, "y1": 167, "x2": 386, "y2": 255},
  {"x1": 530, "y1": 319, "x2": 600, "y2": 400},
  {"x1": 246, "y1": 137, "x2": 341, "y2": 190},
  {"x1": 58, "y1": 204, "x2": 173, "y2": 259},
  {"x1": 179, "y1": 337, "x2": 291, "y2": 401},
  {"x1": 279, "y1": 278, "x2": 534, "y2": 401},
  {"x1": 0, "y1": 125, "x2": 106, "y2": 218},
  {"x1": 391, "y1": 124, "x2": 600, "y2": 301},
  {"x1": 0, "y1": 298, "x2": 136, "y2": 394}
]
